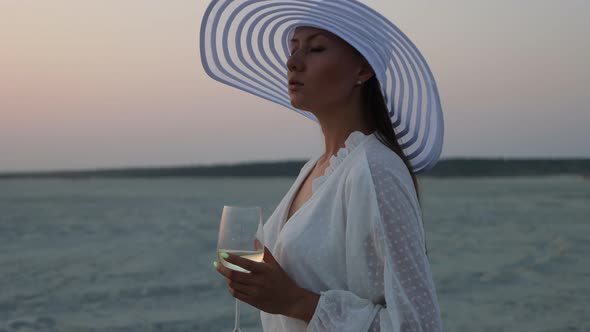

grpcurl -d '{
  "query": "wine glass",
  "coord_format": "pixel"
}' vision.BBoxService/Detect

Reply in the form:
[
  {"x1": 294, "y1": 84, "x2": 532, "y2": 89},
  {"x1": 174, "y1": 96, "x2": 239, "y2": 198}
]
[{"x1": 217, "y1": 205, "x2": 265, "y2": 332}]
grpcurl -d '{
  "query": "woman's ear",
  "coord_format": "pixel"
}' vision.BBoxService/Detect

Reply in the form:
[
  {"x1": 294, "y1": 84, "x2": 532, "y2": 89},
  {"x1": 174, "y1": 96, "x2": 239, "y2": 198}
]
[{"x1": 357, "y1": 58, "x2": 375, "y2": 83}]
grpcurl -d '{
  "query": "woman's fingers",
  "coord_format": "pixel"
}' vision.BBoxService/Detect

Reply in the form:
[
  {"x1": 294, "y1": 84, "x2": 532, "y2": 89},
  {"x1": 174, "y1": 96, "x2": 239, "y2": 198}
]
[
  {"x1": 224, "y1": 254, "x2": 270, "y2": 274},
  {"x1": 227, "y1": 279, "x2": 260, "y2": 297},
  {"x1": 215, "y1": 260, "x2": 265, "y2": 286},
  {"x1": 228, "y1": 285, "x2": 250, "y2": 303}
]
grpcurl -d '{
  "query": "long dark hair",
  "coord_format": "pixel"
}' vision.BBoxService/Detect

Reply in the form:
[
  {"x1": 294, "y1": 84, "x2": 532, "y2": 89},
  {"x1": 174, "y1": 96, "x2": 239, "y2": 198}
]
[
  {"x1": 361, "y1": 75, "x2": 429, "y2": 257},
  {"x1": 361, "y1": 75, "x2": 420, "y2": 201}
]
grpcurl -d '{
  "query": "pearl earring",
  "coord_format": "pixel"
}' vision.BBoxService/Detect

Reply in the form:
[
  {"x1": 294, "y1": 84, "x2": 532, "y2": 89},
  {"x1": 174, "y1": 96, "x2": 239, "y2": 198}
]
[{"x1": 356, "y1": 80, "x2": 363, "y2": 85}]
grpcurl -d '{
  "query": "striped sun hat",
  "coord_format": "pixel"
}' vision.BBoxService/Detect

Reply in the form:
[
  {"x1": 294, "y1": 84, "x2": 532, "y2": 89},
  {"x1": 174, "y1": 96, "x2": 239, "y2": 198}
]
[{"x1": 199, "y1": 0, "x2": 444, "y2": 172}]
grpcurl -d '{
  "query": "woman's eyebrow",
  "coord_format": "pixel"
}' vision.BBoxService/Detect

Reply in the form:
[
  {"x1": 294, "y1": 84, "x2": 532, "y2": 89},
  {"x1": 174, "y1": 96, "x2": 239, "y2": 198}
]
[{"x1": 289, "y1": 32, "x2": 326, "y2": 43}]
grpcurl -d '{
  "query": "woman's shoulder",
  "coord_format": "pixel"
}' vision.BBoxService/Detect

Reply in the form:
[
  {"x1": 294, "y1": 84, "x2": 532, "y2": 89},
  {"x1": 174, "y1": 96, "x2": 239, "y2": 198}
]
[{"x1": 347, "y1": 135, "x2": 416, "y2": 196}]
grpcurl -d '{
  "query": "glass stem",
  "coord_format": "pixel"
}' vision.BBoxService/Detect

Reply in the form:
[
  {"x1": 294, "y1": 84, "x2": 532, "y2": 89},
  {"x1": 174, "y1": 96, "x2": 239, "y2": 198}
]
[{"x1": 233, "y1": 298, "x2": 241, "y2": 332}]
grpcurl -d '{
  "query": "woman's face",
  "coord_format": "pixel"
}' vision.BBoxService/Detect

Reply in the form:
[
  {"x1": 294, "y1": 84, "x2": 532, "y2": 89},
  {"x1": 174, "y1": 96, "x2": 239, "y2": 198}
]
[{"x1": 286, "y1": 26, "x2": 369, "y2": 112}]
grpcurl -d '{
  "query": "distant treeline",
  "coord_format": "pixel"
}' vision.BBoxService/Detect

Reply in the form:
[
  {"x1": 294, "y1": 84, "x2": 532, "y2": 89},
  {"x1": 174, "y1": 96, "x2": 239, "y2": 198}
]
[
  {"x1": 422, "y1": 158, "x2": 590, "y2": 177},
  {"x1": 1, "y1": 159, "x2": 589, "y2": 179}
]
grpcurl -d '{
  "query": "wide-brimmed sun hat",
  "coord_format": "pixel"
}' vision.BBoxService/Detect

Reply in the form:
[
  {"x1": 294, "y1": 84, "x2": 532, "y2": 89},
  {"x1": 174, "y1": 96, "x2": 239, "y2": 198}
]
[{"x1": 199, "y1": 0, "x2": 444, "y2": 172}]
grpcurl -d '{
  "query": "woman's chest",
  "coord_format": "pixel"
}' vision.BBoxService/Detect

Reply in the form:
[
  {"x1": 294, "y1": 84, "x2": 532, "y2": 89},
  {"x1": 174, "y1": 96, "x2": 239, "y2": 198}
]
[
  {"x1": 286, "y1": 180, "x2": 313, "y2": 222},
  {"x1": 286, "y1": 162, "x2": 327, "y2": 221},
  {"x1": 273, "y1": 185, "x2": 350, "y2": 290}
]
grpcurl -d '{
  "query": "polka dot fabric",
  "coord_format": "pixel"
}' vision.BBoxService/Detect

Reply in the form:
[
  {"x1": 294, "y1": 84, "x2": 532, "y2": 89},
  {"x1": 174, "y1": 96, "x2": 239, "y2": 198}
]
[
  {"x1": 365, "y1": 138, "x2": 442, "y2": 331},
  {"x1": 260, "y1": 131, "x2": 442, "y2": 331}
]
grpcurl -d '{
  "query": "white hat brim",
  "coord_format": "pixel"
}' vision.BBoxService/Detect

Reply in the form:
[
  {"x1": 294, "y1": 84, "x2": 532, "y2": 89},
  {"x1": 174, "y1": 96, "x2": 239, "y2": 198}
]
[{"x1": 200, "y1": 0, "x2": 444, "y2": 172}]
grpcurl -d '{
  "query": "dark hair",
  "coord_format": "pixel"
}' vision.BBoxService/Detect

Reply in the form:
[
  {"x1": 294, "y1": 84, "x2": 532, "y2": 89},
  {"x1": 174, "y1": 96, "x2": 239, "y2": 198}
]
[
  {"x1": 361, "y1": 76, "x2": 420, "y2": 200},
  {"x1": 361, "y1": 75, "x2": 429, "y2": 257},
  {"x1": 346, "y1": 43, "x2": 420, "y2": 199}
]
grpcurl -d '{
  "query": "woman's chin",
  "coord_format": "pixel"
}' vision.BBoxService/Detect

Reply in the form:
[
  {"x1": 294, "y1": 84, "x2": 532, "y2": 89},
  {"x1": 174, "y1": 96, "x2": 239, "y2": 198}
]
[{"x1": 289, "y1": 98, "x2": 307, "y2": 110}]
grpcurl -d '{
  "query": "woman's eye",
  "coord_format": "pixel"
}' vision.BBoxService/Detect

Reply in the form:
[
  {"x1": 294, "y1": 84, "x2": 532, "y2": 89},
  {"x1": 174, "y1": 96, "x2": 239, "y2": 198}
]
[{"x1": 289, "y1": 48, "x2": 324, "y2": 56}]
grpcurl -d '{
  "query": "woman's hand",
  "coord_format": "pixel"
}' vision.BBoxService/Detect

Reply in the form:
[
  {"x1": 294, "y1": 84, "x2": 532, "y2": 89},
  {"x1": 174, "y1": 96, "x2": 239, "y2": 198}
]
[{"x1": 214, "y1": 246, "x2": 319, "y2": 322}]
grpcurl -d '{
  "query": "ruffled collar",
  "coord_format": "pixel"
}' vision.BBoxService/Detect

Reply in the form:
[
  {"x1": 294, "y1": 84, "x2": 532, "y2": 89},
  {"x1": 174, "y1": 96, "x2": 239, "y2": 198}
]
[{"x1": 311, "y1": 130, "x2": 375, "y2": 193}]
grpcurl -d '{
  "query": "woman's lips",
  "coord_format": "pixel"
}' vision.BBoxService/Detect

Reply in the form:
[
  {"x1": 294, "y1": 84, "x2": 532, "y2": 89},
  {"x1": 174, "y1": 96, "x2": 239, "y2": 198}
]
[{"x1": 288, "y1": 83, "x2": 303, "y2": 90}]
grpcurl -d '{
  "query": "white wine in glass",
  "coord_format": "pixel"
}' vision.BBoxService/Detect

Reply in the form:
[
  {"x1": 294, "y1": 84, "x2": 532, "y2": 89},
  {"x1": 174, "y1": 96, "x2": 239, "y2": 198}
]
[
  {"x1": 217, "y1": 205, "x2": 264, "y2": 332},
  {"x1": 217, "y1": 249, "x2": 264, "y2": 273}
]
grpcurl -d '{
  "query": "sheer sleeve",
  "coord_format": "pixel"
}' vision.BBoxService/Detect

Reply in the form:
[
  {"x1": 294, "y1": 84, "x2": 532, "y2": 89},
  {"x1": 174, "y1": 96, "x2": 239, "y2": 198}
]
[{"x1": 306, "y1": 153, "x2": 443, "y2": 331}]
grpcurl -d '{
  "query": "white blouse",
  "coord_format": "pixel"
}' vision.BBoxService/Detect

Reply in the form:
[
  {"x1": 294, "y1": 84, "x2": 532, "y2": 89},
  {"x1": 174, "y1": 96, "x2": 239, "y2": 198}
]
[{"x1": 260, "y1": 130, "x2": 443, "y2": 331}]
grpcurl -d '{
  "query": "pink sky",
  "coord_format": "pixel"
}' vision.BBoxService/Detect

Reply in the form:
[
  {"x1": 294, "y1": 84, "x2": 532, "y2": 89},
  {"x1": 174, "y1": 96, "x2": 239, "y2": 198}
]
[{"x1": 1, "y1": 0, "x2": 589, "y2": 172}]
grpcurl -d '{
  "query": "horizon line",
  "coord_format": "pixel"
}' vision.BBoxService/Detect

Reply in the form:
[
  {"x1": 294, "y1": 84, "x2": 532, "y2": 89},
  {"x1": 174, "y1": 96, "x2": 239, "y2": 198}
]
[{"x1": 1, "y1": 156, "x2": 590, "y2": 175}]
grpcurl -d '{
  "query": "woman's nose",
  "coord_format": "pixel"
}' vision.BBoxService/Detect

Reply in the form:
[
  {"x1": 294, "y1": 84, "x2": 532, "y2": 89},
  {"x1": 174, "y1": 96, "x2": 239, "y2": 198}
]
[{"x1": 286, "y1": 52, "x2": 303, "y2": 72}]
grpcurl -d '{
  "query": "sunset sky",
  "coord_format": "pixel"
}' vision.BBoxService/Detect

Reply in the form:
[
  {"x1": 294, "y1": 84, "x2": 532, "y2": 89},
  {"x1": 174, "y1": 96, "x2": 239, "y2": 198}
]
[{"x1": 1, "y1": 0, "x2": 589, "y2": 172}]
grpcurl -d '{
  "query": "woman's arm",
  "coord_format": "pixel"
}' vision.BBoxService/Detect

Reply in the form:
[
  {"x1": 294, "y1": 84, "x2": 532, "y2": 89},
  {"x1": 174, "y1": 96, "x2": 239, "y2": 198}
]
[
  {"x1": 305, "y1": 161, "x2": 443, "y2": 331},
  {"x1": 287, "y1": 287, "x2": 321, "y2": 323}
]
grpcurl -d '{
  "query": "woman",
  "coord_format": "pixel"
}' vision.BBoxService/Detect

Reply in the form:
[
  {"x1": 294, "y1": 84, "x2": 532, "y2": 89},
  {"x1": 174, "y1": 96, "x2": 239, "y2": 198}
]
[{"x1": 202, "y1": 1, "x2": 444, "y2": 331}]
